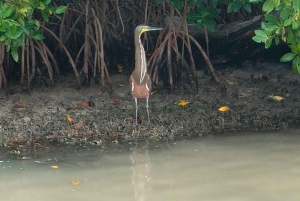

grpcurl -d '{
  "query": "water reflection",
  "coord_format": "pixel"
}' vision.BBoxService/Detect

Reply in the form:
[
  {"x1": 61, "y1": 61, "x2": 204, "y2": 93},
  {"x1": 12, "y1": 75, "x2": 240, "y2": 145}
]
[
  {"x1": 130, "y1": 141, "x2": 151, "y2": 201},
  {"x1": 1, "y1": 129, "x2": 300, "y2": 201}
]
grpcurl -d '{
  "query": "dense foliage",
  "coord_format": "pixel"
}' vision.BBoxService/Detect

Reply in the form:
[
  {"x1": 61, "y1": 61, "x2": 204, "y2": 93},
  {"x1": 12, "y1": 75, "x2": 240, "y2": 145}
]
[
  {"x1": 252, "y1": 0, "x2": 300, "y2": 73},
  {"x1": 0, "y1": 0, "x2": 66, "y2": 61}
]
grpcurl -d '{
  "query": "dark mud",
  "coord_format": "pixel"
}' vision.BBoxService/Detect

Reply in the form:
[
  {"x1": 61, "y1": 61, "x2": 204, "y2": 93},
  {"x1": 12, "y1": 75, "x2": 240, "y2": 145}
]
[{"x1": 0, "y1": 61, "x2": 300, "y2": 154}]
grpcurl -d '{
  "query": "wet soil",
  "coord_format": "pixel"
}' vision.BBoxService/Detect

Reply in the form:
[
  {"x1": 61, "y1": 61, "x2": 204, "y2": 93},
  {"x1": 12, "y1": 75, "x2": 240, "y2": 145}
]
[{"x1": 0, "y1": 61, "x2": 300, "y2": 154}]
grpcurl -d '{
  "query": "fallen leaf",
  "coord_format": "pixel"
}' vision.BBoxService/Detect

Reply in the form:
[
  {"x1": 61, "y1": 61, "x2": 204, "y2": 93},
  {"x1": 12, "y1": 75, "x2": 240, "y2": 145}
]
[
  {"x1": 72, "y1": 180, "x2": 80, "y2": 185},
  {"x1": 268, "y1": 95, "x2": 284, "y2": 101},
  {"x1": 81, "y1": 101, "x2": 89, "y2": 107},
  {"x1": 118, "y1": 84, "x2": 124, "y2": 87},
  {"x1": 51, "y1": 165, "x2": 58, "y2": 169},
  {"x1": 13, "y1": 104, "x2": 26, "y2": 109},
  {"x1": 137, "y1": 118, "x2": 142, "y2": 124},
  {"x1": 113, "y1": 98, "x2": 120, "y2": 105},
  {"x1": 218, "y1": 106, "x2": 229, "y2": 112},
  {"x1": 66, "y1": 104, "x2": 77, "y2": 111},
  {"x1": 177, "y1": 100, "x2": 189, "y2": 106},
  {"x1": 226, "y1": 80, "x2": 234, "y2": 85},
  {"x1": 150, "y1": 91, "x2": 156, "y2": 95},
  {"x1": 273, "y1": 95, "x2": 284, "y2": 101},
  {"x1": 66, "y1": 115, "x2": 73, "y2": 122}
]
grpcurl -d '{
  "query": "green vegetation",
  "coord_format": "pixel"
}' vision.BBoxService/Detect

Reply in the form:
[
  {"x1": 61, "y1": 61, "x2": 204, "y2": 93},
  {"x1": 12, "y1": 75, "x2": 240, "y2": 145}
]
[
  {"x1": 0, "y1": 0, "x2": 299, "y2": 93},
  {"x1": 0, "y1": 0, "x2": 66, "y2": 61},
  {"x1": 251, "y1": 0, "x2": 300, "y2": 73}
]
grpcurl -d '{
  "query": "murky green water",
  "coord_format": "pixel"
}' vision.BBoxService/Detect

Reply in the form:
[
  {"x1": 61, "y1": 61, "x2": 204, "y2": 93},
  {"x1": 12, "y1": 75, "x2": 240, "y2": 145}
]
[{"x1": 1, "y1": 129, "x2": 300, "y2": 201}]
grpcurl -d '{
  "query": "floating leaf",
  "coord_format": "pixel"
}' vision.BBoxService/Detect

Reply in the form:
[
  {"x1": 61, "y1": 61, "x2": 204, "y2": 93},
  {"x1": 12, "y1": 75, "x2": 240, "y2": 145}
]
[
  {"x1": 218, "y1": 106, "x2": 229, "y2": 112},
  {"x1": 51, "y1": 165, "x2": 58, "y2": 169},
  {"x1": 81, "y1": 101, "x2": 88, "y2": 107},
  {"x1": 177, "y1": 100, "x2": 190, "y2": 106},
  {"x1": 71, "y1": 180, "x2": 80, "y2": 185}
]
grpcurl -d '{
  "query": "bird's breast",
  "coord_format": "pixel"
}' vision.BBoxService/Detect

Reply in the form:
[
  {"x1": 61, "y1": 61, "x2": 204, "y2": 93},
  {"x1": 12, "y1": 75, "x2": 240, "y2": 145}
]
[{"x1": 130, "y1": 75, "x2": 151, "y2": 99}]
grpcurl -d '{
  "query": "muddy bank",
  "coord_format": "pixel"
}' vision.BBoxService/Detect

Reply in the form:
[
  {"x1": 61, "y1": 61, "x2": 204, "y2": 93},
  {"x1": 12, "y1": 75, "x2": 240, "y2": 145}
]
[{"x1": 0, "y1": 61, "x2": 300, "y2": 150}]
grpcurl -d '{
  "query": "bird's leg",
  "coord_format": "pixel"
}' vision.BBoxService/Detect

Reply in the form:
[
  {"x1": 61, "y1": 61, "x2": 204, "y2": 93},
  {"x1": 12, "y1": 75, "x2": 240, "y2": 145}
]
[
  {"x1": 135, "y1": 98, "x2": 138, "y2": 126},
  {"x1": 146, "y1": 98, "x2": 150, "y2": 126}
]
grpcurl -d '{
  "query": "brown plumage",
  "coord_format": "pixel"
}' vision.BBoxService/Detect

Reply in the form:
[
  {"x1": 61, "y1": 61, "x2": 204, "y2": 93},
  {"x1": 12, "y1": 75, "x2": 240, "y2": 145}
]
[{"x1": 130, "y1": 25, "x2": 162, "y2": 126}]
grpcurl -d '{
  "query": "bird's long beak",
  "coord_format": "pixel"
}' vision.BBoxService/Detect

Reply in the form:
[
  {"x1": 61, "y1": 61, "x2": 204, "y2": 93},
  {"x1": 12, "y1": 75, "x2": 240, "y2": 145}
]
[{"x1": 145, "y1": 27, "x2": 163, "y2": 32}]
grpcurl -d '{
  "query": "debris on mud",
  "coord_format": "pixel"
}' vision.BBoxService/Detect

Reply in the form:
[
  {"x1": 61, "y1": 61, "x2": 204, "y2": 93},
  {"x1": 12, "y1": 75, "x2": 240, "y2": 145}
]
[{"x1": 0, "y1": 61, "x2": 300, "y2": 152}]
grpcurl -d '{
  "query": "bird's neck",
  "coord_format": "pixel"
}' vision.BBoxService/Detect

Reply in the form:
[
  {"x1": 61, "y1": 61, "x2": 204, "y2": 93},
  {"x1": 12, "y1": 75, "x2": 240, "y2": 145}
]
[{"x1": 134, "y1": 34, "x2": 147, "y2": 83}]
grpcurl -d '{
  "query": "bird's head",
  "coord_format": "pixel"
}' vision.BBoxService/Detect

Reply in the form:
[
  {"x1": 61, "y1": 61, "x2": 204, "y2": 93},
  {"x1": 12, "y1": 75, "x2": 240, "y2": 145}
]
[{"x1": 135, "y1": 25, "x2": 163, "y2": 37}]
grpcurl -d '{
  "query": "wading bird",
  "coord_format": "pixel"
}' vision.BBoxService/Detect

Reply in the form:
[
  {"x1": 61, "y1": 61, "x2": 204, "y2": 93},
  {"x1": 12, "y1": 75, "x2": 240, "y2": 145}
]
[{"x1": 130, "y1": 25, "x2": 163, "y2": 126}]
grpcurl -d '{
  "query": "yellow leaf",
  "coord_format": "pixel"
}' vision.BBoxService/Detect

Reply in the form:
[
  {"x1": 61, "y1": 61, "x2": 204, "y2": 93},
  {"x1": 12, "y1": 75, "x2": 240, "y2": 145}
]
[
  {"x1": 72, "y1": 180, "x2": 80, "y2": 185},
  {"x1": 177, "y1": 100, "x2": 189, "y2": 106},
  {"x1": 268, "y1": 95, "x2": 284, "y2": 101},
  {"x1": 273, "y1": 95, "x2": 284, "y2": 101},
  {"x1": 51, "y1": 165, "x2": 58, "y2": 169},
  {"x1": 218, "y1": 106, "x2": 229, "y2": 112},
  {"x1": 226, "y1": 80, "x2": 234, "y2": 85},
  {"x1": 18, "y1": 8, "x2": 28, "y2": 15}
]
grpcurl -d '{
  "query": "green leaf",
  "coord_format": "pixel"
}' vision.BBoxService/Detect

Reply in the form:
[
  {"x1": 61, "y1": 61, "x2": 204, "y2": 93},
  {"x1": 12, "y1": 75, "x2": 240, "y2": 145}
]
[
  {"x1": 262, "y1": 0, "x2": 274, "y2": 13},
  {"x1": 1, "y1": 6, "x2": 13, "y2": 19},
  {"x1": 281, "y1": 0, "x2": 291, "y2": 5},
  {"x1": 264, "y1": 14, "x2": 279, "y2": 24},
  {"x1": 275, "y1": 36, "x2": 279, "y2": 45},
  {"x1": 265, "y1": 38, "x2": 272, "y2": 48},
  {"x1": 38, "y1": 2, "x2": 46, "y2": 10},
  {"x1": 55, "y1": 6, "x2": 67, "y2": 14},
  {"x1": 45, "y1": 0, "x2": 52, "y2": 5},
  {"x1": 41, "y1": 10, "x2": 49, "y2": 22},
  {"x1": 292, "y1": 20, "x2": 299, "y2": 29},
  {"x1": 0, "y1": 35, "x2": 5, "y2": 41},
  {"x1": 32, "y1": 34, "x2": 45, "y2": 40},
  {"x1": 280, "y1": 7, "x2": 293, "y2": 19},
  {"x1": 280, "y1": 52, "x2": 296, "y2": 62},
  {"x1": 227, "y1": 1, "x2": 242, "y2": 13},
  {"x1": 11, "y1": 49, "x2": 19, "y2": 62},
  {"x1": 294, "y1": 0, "x2": 300, "y2": 11},
  {"x1": 274, "y1": 0, "x2": 280, "y2": 8},
  {"x1": 284, "y1": 18, "x2": 293, "y2": 26},
  {"x1": 210, "y1": 0, "x2": 218, "y2": 8},
  {"x1": 172, "y1": 0, "x2": 183, "y2": 10},
  {"x1": 10, "y1": 30, "x2": 23, "y2": 39},
  {"x1": 292, "y1": 56, "x2": 300, "y2": 72},
  {"x1": 203, "y1": 19, "x2": 216, "y2": 30},
  {"x1": 242, "y1": 4, "x2": 251, "y2": 13},
  {"x1": 253, "y1": 30, "x2": 270, "y2": 43},
  {"x1": 187, "y1": 13, "x2": 202, "y2": 23}
]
